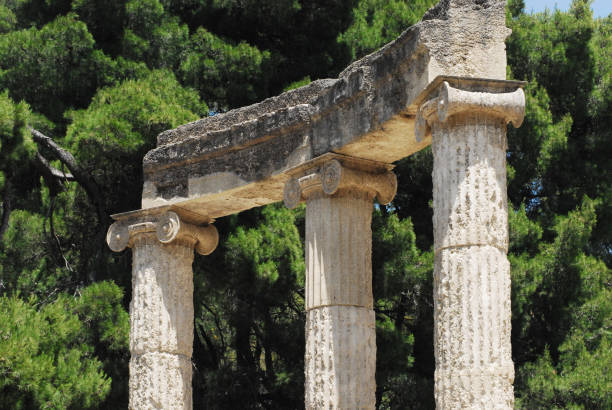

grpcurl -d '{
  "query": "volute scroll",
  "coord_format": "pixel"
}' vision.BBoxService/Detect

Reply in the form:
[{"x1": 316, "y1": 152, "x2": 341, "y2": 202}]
[
  {"x1": 283, "y1": 158, "x2": 397, "y2": 208},
  {"x1": 415, "y1": 80, "x2": 526, "y2": 142},
  {"x1": 106, "y1": 211, "x2": 218, "y2": 255},
  {"x1": 107, "y1": 222, "x2": 130, "y2": 253}
]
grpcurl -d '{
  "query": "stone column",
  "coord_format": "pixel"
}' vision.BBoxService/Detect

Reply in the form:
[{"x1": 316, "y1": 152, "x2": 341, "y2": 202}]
[
  {"x1": 284, "y1": 156, "x2": 396, "y2": 409},
  {"x1": 416, "y1": 80, "x2": 525, "y2": 409},
  {"x1": 107, "y1": 210, "x2": 218, "y2": 410}
]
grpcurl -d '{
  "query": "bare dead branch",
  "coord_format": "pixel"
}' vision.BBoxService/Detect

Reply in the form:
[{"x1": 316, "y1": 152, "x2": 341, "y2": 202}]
[{"x1": 36, "y1": 152, "x2": 75, "y2": 181}]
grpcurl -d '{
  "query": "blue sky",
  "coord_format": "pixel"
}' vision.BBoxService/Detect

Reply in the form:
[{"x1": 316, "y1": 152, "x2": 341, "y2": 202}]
[{"x1": 524, "y1": 0, "x2": 612, "y2": 18}]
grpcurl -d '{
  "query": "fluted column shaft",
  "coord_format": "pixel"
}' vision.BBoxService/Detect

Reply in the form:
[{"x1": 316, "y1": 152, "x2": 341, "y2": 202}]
[
  {"x1": 305, "y1": 188, "x2": 376, "y2": 409},
  {"x1": 107, "y1": 210, "x2": 218, "y2": 410},
  {"x1": 129, "y1": 231, "x2": 195, "y2": 409},
  {"x1": 432, "y1": 114, "x2": 513, "y2": 409},
  {"x1": 418, "y1": 80, "x2": 525, "y2": 409},
  {"x1": 284, "y1": 156, "x2": 396, "y2": 410}
]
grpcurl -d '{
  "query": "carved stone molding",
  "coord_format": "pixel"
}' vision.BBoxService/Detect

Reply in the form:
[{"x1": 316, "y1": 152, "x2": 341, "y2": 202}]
[
  {"x1": 107, "y1": 209, "x2": 218, "y2": 255},
  {"x1": 415, "y1": 79, "x2": 526, "y2": 142},
  {"x1": 283, "y1": 154, "x2": 397, "y2": 209}
]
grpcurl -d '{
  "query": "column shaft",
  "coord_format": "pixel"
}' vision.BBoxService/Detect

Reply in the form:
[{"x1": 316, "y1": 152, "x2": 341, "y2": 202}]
[
  {"x1": 432, "y1": 113, "x2": 514, "y2": 409},
  {"x1": 129, "y1": 233, "x2": 195, "y2": 410},
  {"x1": 304, "y1": 189, "x2": 376, "y2": 410}
]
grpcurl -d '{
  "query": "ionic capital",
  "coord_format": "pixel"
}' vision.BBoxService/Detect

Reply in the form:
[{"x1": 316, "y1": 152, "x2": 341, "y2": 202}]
[
  {"x1": 415, "y1": 79, "x2": 526, "y2": 142},
  {"x1": 283, "y1": 156, "x2": 397, "y2": 209},
  {"x1": 107, "y1": 210, "x2": 218, "y2": 255}
]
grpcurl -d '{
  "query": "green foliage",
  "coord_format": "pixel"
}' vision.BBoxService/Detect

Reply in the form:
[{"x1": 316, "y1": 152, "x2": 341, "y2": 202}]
[
  {"x1": 75, "y1": 281, "x2": 129, "y2": 352},
  {"x1": 0, "y1": 283, "x2": 128, "y2": 409},
  {"x1": 65, "y1": 69, "x2": 206, "y2": 212},
  {"x1": 0, "y1": 91, "x2": 34, "y2": 175},
  {"x1": 71, "y1": 0, "x2": 125, "y2": 55},
  {"x1": 166, "y1": 0, "x2": 357, "y2": 100},
  {"x1": 507, "y1": 2, "x2": 612, "y2": 245},
  {"x1": 508, "y1": 204, "x2": 543, "y2": 254},
  {"x1": 180, "y1": 27, "x2": 271, "y2": 109},
  {"x1": 0, "y1": 14, "x2": 112, "y2": 121},
  {"x1": 507, "y1": 0, "x2": 525, "y2": 19},
  {"x1": 0, "y1": 0, "x2": 610, "y2": 408},
  {"x1": 393, "y1": 148, "x2": 434, "y2": 249},
  {"x1": 58, "y1": 69, "x2": 207, "y2": 296},
  {"x1": 339, "y1": 0, "x2": 437, "y2": 59},
  {"x1": 122, "y1": 0, "x2": 190, "y2": 69},
  {"x1": 509, "y1": 196, "x2": 611, "y2": 409},
  {"x1": 0, "y1": 6, "x2": 16, "y2": 34},
  {"x1": 283, "y1": 76, "x2": 311, "y2": 92},
  {"x1": 515, "y1": 291, "x2": 612, "y2": 409},
  {"x1": 0, "y1": 210, "x2": 68, "y2": 296},
  {"x1": 503, "y1": 7, "x2": 612, "y2": 406},
  {"x1": 3, "y1": 0, "x2": 72, "y2": 29},
  {"x1": 510, "y1": 198, "x2": 606, "y2": 360},
  {"x1": 192, "y1": 205, "x2": 305, "y2": 409},
  {"x1": 0, "y1": 92, "x2": 41, "y2": 225},
  {"x1": 372, "y1": 212, "x2": 434, "y2": 408},
  {"x1": 226, "y1": 206, "x2": 304, "y2": 288},
  {"x1": 508, "y1": 1, "x2": 595, "y2": 120},
  {"x1": 66, "y1": 69, "x2": 206, "y2": 155}
]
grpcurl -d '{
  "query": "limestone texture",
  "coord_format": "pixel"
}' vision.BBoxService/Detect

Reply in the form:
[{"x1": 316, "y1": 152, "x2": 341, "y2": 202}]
[
  {"x1": 299, "y1": 160, "x2": 396, "y2": 410},
  {"x1": 105, "y1": 0, "x2": 531, "y2": 408},
  {"x1": 305, "y1": 189, "x2": 375, "y2": 311},
  {"x1": 140, "y1": 0, "x2": 511, "y2": 218},
  {"x1": 107, "y1": 209, "x2": 218, "y2": 410},
  {"x1": 129, "y1": 232, "x2": 195, "y2": 410},
  {"x1": 428, "y1": 82, "x2": 525, "y2": 409},
  {"x1": 284, "y1": 158, "x2": 397, "y2": 210},
  {"x1": 129, "y1": 352, "x2": 193, "y2": 410},
  {"x1": 130, "y1": 233, "x2": 195, "y2": 357},
  {"x1": 305, "y1": 306, "x2": 376, "y2": 410},
  {"x1": 432, "y1": 114, "x2": 509, "y2": 253},
  {"x1": 433, "y1": 246, "x2": 513, "y2": 409}
]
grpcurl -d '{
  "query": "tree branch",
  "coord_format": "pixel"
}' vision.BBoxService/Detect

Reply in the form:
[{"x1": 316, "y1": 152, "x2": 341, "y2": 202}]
[
  {"x1": 0, "y1": 185, "x2": 12, "y2": 241},
  {"x1": 36, "y1": 152, "x2": 75, "y2": 181},
  {"x1": 196, "y1": 323, "x2": 220, "y2": 370},
  {"x1": 30, "y1": 127, "x2": 106, "y2": 224},
  {"x1": 201, "y1": 302, "x2": 227, "y2": 352},
  {"x1": 48, "y1": 196, "x2": 73, "y2": 273}
]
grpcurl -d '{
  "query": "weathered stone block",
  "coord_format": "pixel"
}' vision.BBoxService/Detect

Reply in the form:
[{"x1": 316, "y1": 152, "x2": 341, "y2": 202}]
[
  {"x1": 139, "y1": 0, "x2": 511, "y2": 220},
  {"x1": 130, "y1": 234, "x2": 194, "y2": 357},
  {"x1": 432, "y1": 113, "x2": 509, "y2": 252},
  {"x1": 433, "y1": 246, "x2": 514, "y2": 409},
  {"x1": 129, "y1": 352, "x2": 192, "y2": 410},
  {"x1": 305, "y1": 306, "x2": 376, "y2": 410},
  {"x1": 305, "y1": 189, "x2": 374, "y2": 310}
]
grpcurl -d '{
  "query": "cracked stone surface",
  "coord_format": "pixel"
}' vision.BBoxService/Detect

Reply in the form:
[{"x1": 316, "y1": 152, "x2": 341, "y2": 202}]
[
  {"x1": 432, "y1": 114, "x2": 509, "y2": 253},
  {"x1": 431, "y1": 107, "x2": 520, "y2": 409},
  {"x1": 304, "y1": 188, "x2": 377, "y2": 409},
  {"x1": 305, "y1": 306, "x2": 376, "y2": 410},
  {"x1": 129, "y1": 352, "x2": 192, "y2": 410},
  {"x1": 140, "y1": 0, "x2": 510, "y2": 220},
  {"x1": 129, "y1": 233, "x2": 195, "y2": 410}
]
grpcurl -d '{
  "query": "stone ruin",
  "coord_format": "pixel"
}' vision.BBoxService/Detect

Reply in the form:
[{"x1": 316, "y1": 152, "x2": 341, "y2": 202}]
[{"x1": 106, "y1": 0, "x2": 526, "y2": 408}]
